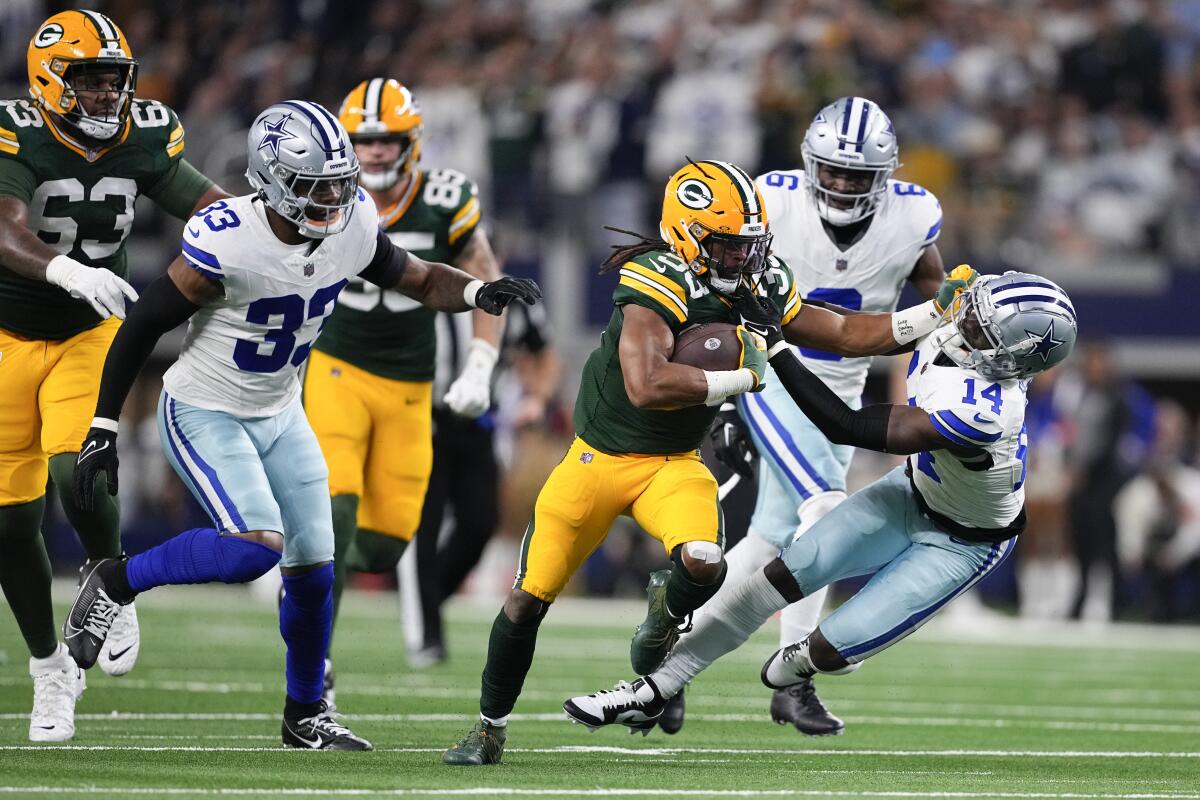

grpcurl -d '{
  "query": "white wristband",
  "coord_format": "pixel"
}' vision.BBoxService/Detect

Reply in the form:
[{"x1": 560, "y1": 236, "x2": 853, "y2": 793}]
[
  {"x1": 891, "y1": 299, "x2": 942, "y2": 346},
  {"x1": 704, "y1": 368, "x2": 756, "y2": 407},
  {"x1": 463, "y1": 279, "x2": 484, "y2": 308},
  {"x1": 90, "y1": 416, "x2": 119, "y2": 434},
  {"x1": 45, "y1": 254, "x2": 84, "y2": 288},
  {"x1": 766, "y1": 339, "x2": 790, "y2": 359}
]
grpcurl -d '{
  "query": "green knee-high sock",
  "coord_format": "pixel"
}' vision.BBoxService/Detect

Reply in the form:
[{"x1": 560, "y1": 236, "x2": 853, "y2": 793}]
[
  {"x1": 344, "y1": 528, "x2": 407, "y2": 573},
  {"x1": 665, "y1": 553, "x2": 728, "y2": 620},
  {"x1": 0, "y1": 498, "x2": 58, "y2": 658},
  {"x1": 330, "y1": 494, "x2": 360, "y2": 629},
  {"x1": 480, "y1": 607, "x2": 546, "y2": 720},
  {"x1": 48, "y1": 452, "x2": 120, "y2": 560}
]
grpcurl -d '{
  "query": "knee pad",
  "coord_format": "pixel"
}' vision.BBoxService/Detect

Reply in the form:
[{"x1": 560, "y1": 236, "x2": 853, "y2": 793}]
[
  {"x1": 795, "y1": 491, "x2": 848, "y2": 539},
  {"x1": 682, "y1": 540, "x2": 723, "y2": 566}
]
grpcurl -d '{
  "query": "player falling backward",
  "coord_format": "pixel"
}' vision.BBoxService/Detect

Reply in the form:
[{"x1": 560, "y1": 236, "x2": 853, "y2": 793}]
[
  {"x1": 0, "y1": 9, "x2": 227, "y2": 743},
  {"x1": 565, "y1": 271, "x2": 1078, "y2": 733},
  {"x1": 443, "y1": 158, "x2": 972, "y2": 766},
  {"x1": 676, "y1": 96, "x2": 946, "y2": 736},
  {"x1": 63, "y1": 101, "x2": 539, "y2": 750}
]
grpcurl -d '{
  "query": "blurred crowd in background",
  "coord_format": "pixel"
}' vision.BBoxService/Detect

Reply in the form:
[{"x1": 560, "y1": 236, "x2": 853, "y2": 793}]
[{"x1": 2, "y1": 0, "x2": 1199, "y2": 623}]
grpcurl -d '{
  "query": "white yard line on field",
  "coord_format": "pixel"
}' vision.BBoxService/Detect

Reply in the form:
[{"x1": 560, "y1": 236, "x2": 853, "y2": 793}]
[
  {"x1": 1, "y1": 786, "x2": 1200, "y2": 799},
  {"x1": 1, "y1": 744, "x2": 1198, "y2": 758}
]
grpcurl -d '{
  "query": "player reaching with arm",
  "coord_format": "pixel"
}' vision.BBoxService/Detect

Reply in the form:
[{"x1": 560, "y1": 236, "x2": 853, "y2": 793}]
[
  {"x1": 672, "y1": 97, "x2": 946, "y2": 736},
  {"x1": 442, "y1": 158, "x2": 977, "y2": 766},
  {"x1": 564, "y1": 272, "x2": 1078, "y2": 734},
  {"x1": 62, "y1": 101, "x2": 538, "y2": 750},
  {"x1": 0, "y1": 10, "x2": 226, "y2": 742},
  {"x1": 299, "y1": 79, "x2": 504, "y2": 708}
]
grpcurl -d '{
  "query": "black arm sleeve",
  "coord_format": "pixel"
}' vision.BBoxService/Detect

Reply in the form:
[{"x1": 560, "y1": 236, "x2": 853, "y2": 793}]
[
  {"x1": 358, "y1": 228, "x2": 410, "y2": 288},
  {"x1": 767, "y1": 349, "x2": 893, "y2": 453},
  {"x1": 95, "y1": 275, "x2": 200, "y2": 420}
]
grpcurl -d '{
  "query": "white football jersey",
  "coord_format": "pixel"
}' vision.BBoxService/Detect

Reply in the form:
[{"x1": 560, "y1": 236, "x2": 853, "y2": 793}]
[
  {"x1": 756, "y1": 171, "x2": 942, "y2": 400},
  {"x1": 163, "y1": 190, "x2": 381, "y2": 417},
  {"x1": 904, "y1": 332, "x2": 1029, "y2": 531}
]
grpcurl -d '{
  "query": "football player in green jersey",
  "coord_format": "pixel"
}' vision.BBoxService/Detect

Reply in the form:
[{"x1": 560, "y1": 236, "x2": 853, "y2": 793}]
[
  {"x1": 300, "y1": 78, "x2": 503, "y2": 708},
  {"x1": 0, "y1": 10, "x2": 226, "y2": 742},
  {"x1": 443, "y1": 159, "x2": 966, "y2": 765}
]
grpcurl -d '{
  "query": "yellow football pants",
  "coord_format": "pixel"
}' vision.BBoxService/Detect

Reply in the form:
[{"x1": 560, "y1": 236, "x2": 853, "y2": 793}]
[
  {"x1": 303, "y1": 349, "x2": 433, "y2": 541},
  {"x1": 515, "y1": 436, "x2": 723, "y2": 603},
  {"x1": 0, "y1": 318, "x2": 120, "y2": 505}
]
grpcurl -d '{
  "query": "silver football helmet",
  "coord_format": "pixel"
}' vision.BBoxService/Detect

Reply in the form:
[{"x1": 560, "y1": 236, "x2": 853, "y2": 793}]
[
  {"x1": 801, "y1": 97, "x2": 898, "y2": 225},
  {"x1": 933, "y1": 271, "x2": 1078, "y2": 380},
  {"x1": 245, "y1": 101, "x2": 360, "y2": 239}
]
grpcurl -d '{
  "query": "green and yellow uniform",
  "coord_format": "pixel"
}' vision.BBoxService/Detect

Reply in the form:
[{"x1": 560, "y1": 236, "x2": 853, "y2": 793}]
[
  {"x1": 0, "y1": 97, "x2": 213, "y2": 503},
  {"x1": 305, "y1": 167, "x2": 482, "y2": 540},
  {"x1": 515, "y1": 249, "x2": 802, "y2": 602}
]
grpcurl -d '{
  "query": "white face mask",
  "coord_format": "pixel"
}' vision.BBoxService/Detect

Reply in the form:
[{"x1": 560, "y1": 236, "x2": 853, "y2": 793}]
[{"x1": 359, "y1": 166, "x2": 400, "y2": 191}]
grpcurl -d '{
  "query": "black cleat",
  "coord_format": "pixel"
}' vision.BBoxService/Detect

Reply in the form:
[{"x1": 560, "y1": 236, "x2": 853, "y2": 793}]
[
  {"x1": 770, "y1": 677, "x2": 844, "y2": 736},
  {"x1": 63, "y1": 559, "x2": 129, "y2": 669},
  {"x1": 442, "y1": 720, "x2": 506, "y2": 765},
  {"x1": 630, "y1": 570, "x2": 688, "y2": 675},
  {"x1": 657, "y1": 687, "x2": 685, "y2": 735},
  {"x1": 282, "y1": 702, "x2": 372, "y2": 750}
]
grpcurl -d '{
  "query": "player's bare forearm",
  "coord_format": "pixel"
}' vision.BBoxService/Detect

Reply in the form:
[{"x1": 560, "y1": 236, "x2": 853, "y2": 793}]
[
  {"x1": 0, "y1": 197, "x2": 61, "y2": 280},
  {"x1": 454, "y1": 230, "x2": 503, "y2": 347},
  {"x1": 190, "y1": 185, "x2": 231, "y2": 216},
  {"x1": 908, "y1": 244, "x2": 945, "y2": 301},
  {"x1": 783, "y1": 303, "x2": 896, "y2": 357},
  {"x1": 394, "y1": 253, "x2": 476, "y2": 312},
  {"x1": 620, "y1": 305, "x2": 709, "y2": 409}
]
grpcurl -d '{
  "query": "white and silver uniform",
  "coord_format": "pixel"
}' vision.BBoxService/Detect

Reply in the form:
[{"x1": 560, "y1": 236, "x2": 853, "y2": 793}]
[
  {"x1": 164, "y1": 189, "x2": 381, "y2": 418},
  {"x1": 157, "y1": 189, "x2": 383, "y2": 566},
  {"x1": 905, "y1": 333, "x2": 1028, "y2": 532}
]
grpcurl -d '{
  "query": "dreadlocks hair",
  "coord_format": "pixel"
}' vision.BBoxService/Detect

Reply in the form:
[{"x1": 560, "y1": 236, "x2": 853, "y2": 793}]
[{"x1": 600, "y1": 226, "x2": 672, "y2": 274}]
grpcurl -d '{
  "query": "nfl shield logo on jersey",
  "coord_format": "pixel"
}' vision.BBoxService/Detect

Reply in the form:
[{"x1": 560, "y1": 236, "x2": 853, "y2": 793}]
[
  {"x1": 580, "y1": 452, "x2": 594, "y2": 464},
  {"x1": 303, "y1": 262, "x2": 315, "y2": 277},
  {"x1": 835, "y1": 257, "x2": 848, "y2": 271}
]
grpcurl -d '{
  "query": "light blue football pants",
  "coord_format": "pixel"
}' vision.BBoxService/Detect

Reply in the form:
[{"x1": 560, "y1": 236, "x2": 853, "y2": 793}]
[
  {"x1": 157, "y1": 391, "x2": 334, "y2": 567},
  {"x1": 782, "y1": 465, "x2": 1015, "y2": 662}
]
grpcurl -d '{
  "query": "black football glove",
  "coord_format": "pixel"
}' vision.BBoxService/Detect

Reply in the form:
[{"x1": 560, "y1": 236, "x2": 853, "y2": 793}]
[
  {"x1": 74, "y1": 427, "x2": 119, "y2": 512},
  {"x1": 474, "y1": 277, "x2": 542, "y2": 315},
  {"x1": 733, "y1": 285, "x2": 784, "y2": 350},
  {"x1": 709, "y1": 402, "x2": 757, "y2": 479}
]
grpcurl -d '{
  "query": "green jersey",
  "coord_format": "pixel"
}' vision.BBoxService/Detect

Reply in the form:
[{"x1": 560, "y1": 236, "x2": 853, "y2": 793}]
[
  {"x1": 315, "y1": 167, "x2": 482, "y2": 381},
  {"x1": 574, "y1": 249, "x2": 802, "y2": 456},
  {"x1": 0, "y1": 98, "x2": 212, "y2": 340}
]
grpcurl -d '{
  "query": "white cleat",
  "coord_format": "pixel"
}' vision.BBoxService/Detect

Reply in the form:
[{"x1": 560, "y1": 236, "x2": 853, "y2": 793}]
[
  {"x1": 562, "y1": 677, "x2": 665, "y2": 735},
  {"x1": 29, "y1": 643, "x2": 86, "y2": 742},
  {"x1": 99, "y1": 601, "x2": 140, "y2": 676}
]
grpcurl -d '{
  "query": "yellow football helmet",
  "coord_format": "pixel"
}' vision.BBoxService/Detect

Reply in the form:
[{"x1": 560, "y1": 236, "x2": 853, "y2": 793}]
[
  {"x1": 338, "y1": 78, "x2": 423, "y2": 191},
  {"x1": 27, "y1": 9, "x2": 137, "y2": 143},
  {"x1": 660, "y1": 159, "x2": 772, "y2": 295}
]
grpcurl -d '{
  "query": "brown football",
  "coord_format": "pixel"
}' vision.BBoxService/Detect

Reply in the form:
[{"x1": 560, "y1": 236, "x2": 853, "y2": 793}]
[{"x1": 670, "y1": 322, "x2": 742, "y2": 371}]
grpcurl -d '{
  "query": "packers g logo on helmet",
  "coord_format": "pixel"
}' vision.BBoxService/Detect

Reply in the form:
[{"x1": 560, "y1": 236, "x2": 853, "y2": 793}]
[
  {"x1": 27, "y1": 9, "x2": 138, "y2": 144},
  {"x1": 660, "y1": 160, "x2": 773, "y2": 296},
  {"x1": 338, "y1": 78, "x2": 423, "y2": 192}
]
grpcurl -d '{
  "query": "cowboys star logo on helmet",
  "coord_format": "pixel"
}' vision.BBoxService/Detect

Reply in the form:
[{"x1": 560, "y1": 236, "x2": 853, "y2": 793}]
[{"x1": 257, "y1": 113, "x2": 296, "y2": 160}]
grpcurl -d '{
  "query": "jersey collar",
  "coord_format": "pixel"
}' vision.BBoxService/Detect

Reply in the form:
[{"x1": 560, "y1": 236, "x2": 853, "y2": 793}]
[
  {"x1": 376, "y1": 171, "x2": 423, "y2": 229},
  {"x1": 38, "y1": 107, "x2": 131, "y2": 163}
]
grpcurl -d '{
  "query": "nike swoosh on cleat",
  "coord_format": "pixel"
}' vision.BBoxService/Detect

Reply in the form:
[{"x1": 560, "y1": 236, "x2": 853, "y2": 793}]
[
  {"x1": 291, "y1": 732, "x2": 322, "y2": 748},
  {"x1": 106, "y1": 644, "x2": 134, "y2": 661},
  {"x1": 33, "y1": 725, "x2": 57, "y2": 730}
]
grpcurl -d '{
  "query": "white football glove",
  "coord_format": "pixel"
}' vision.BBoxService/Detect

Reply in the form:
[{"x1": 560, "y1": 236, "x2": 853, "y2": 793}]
[
  {"x1": 444, "y1": 338, "x2": 499, "y2": 418},
  {"x1": 45, "y1": 254, "x2": 138, "y2": 320}
]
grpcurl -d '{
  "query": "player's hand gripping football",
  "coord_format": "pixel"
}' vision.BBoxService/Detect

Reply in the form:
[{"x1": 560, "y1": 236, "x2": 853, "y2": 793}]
[
  {"x1": 934, "y1": 264, "x2": 979, "y2": 315},
  {"x1": 709, "y1": 402, "x2": 757, "y2": 479},
  {"x1": 473, "y1": 276, "x2": 542, "y2": 315},
  {"x1": 74, "y1": 426, "x2": 119, "y2": 512}
]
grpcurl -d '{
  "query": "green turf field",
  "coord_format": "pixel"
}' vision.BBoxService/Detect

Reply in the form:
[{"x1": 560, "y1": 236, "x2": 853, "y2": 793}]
[{"x1": 1, "y1": 582, "x2": 1198, "y2": 799}]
